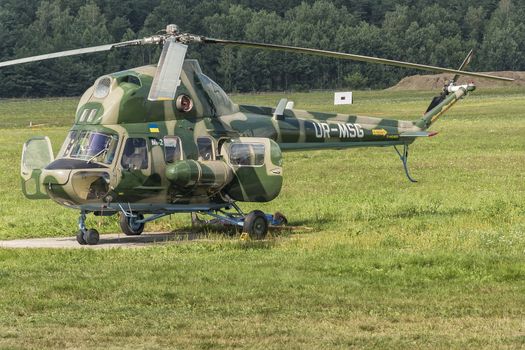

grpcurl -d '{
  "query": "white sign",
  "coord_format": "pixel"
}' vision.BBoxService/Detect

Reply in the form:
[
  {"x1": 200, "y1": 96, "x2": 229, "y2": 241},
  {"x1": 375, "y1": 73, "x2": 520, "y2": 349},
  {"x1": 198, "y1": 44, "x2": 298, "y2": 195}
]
[{"x1": 334, "y1": 92, "x2": 353, "y2": 105}]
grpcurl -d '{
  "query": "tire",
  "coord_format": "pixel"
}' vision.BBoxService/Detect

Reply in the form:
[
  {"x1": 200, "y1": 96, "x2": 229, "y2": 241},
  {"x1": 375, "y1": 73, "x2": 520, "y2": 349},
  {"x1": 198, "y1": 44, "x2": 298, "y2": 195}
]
[
  {"x1": 76, "y1": 230, "x2": 87, "y2": 245},
  {"x1": 243, "y1": 210, "x2": 269, "y2": 240},
  {"x1": 83, "y1": 229, "x2": 99, "y2": 245},
  {"x1": 119, "y1": 213, "x2": 145, "y2": 236}
]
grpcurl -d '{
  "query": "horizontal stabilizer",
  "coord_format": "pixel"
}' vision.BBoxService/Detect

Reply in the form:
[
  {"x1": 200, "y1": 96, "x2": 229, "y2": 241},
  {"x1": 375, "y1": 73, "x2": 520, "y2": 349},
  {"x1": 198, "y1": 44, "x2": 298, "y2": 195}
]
[{"x1": 400, "y1": 131, "x2": 438, "y2": 138}]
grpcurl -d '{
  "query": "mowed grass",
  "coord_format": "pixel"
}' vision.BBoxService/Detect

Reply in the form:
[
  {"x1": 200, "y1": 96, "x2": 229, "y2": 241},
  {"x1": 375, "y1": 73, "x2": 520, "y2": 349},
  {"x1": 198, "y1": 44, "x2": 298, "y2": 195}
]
[{"x1": 0, "y1": 88, "x2": 524, "y2": 349}]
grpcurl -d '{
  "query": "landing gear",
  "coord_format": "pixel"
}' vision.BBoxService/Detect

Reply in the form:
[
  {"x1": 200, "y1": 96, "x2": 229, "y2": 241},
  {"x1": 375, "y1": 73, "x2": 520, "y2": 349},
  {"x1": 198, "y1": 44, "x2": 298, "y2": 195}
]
[
  {"x1": 243, "y1": 210, "x2": 269, "y2": 240},
  {"x1": 73, "y1": 205, "x2": 287, "y2": 245},
  {"x1": 76, "y1": 211, "x2": 100, "y2": 245},
  {"x1": 394, "y1": 143, "x2": 417, "y2": 183},
  {"x1": 119, "y1": 213, "x2": 145, "y2": 235},
  {"x1": 195, "y1": 206, "x2": 286, "y2": 240}
]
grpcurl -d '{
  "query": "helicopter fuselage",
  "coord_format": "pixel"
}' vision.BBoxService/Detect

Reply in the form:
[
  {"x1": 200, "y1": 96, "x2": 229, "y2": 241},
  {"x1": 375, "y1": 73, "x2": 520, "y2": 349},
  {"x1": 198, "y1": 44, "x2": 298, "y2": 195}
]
[{"x1": 22, "y1": 59, "x2": 471, "y2": 216}]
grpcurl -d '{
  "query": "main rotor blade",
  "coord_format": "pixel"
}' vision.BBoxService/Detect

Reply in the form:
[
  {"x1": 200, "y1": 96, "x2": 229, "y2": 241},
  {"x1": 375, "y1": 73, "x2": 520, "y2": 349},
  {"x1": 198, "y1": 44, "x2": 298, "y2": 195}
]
[
  {"x1": 202, "y1": 38, "x2": 514, "y2": 82},
  {"x1": 0, "y1": 39, "x2": 144, "y2": 68},
  {"x1": 452, "y1": 49, "x2": 474, "y2": 83},
  {"x1": 148, "y1": 37, "x2": 188, "y2": 101}
]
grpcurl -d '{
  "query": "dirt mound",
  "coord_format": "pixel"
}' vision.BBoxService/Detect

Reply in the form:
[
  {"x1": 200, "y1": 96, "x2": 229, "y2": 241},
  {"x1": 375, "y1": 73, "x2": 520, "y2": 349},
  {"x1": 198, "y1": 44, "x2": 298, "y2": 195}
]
[{"x1": 389, "y1": 71, "x2": 525, "y2": 90}]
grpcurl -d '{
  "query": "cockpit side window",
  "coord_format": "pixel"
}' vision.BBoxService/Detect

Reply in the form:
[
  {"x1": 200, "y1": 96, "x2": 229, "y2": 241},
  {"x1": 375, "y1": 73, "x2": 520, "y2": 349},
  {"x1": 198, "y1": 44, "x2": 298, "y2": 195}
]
[
  {"x1": 121, "y1": 138, "x2": 148, "y2": 170},
  {"x1": 197, "y1": 137, "x2": 214, "y2": 161}
]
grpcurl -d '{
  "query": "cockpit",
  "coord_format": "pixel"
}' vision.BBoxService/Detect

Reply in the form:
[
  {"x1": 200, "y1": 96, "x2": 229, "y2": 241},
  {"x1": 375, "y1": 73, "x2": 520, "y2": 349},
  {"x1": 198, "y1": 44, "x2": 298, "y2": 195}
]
[{"x1": 59, "y1": 131, "x2": 119, "y2": 165}]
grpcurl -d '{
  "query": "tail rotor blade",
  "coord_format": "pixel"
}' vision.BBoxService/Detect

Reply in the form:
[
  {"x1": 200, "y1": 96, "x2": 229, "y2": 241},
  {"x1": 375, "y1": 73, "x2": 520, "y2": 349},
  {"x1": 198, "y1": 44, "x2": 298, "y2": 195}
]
[
  {"x1": 452, "y1": 49, "x2": 474, "y2": 83},
  {"x1": 148, "y1": 38, "x2": 188, "y2": 101}
]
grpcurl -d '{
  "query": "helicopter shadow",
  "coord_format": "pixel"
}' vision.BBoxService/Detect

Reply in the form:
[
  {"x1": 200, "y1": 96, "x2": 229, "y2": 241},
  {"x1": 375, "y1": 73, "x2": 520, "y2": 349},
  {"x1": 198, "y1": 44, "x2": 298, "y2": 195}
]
[
  {"x1": 95, "y1": 227, "x2": 284, "y2": 249},
  {"x1": 96, "y1": 229, "x2": 207, "y2": 247}
]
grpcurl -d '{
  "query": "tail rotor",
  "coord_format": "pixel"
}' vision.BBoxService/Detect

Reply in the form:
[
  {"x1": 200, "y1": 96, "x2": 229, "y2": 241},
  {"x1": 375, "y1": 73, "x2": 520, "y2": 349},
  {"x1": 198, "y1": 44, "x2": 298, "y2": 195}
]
[
  {"x1": 425, "y1": 49, "x2": 475, "y2": 113},
  {"x1": 452, "y1": 49, "x2": 474, "y2": 84}
]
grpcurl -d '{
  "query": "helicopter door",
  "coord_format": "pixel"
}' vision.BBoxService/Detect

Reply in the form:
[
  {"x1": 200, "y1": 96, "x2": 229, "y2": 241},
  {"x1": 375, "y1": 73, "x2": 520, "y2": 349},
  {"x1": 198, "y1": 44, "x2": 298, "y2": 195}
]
[
  {"x1": 116, "y1": 136, "x2": 163, "y2": 200},
  {"x1": 20, "y1": 136, "x2": 54, "y2": 199},
  {"x1": 221, "y1": 137, "x2": 283, "y2": 202}
]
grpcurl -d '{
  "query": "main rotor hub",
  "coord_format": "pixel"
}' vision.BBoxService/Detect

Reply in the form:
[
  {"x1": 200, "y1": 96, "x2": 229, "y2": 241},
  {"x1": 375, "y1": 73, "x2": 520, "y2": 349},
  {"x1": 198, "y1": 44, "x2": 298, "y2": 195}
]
[{"x1": 166, "y1": 24, "x2": 179, "y2": 36}]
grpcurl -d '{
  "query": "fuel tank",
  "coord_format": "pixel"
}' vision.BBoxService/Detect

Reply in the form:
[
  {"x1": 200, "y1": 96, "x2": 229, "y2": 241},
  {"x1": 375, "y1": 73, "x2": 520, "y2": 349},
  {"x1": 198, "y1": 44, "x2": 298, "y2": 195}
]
[{"x1": 165, "y1": 160, "x2": 233, "y2": 194}]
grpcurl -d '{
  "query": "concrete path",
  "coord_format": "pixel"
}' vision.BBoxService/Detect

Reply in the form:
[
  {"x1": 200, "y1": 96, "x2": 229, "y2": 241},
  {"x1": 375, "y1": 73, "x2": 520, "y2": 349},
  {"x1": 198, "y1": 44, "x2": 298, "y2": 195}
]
[{"x1": 0, "y1": 231, "x2": 205, "y2": 249}]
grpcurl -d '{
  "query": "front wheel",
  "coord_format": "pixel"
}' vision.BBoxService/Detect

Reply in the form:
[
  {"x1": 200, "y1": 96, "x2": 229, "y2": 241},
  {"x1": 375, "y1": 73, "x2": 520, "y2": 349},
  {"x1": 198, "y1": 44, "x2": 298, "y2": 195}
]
[
  {"x1": 243, "y1": 210, "x2": 269, "y2": 240},
  {"x1": 119, "y1": 213, "x2": 145, "y2": 236},
  {"x1": 76, "y1": 230, "x2": 87, "y2": 245},
  {"x1": 84, "y1": 229, "x2": 99, "y2": 245}
]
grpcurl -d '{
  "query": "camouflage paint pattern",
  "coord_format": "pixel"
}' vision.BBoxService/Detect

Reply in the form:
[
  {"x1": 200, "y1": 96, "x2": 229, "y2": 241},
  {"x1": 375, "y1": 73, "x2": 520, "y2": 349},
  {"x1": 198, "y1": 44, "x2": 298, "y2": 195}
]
[{"x1": 21, "y1": 60, "x2": 475, "y2": 213}]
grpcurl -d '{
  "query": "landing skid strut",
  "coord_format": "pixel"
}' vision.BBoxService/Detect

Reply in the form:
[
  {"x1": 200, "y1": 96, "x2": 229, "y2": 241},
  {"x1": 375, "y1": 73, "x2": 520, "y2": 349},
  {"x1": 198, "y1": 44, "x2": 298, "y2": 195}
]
[{"x1": 394, "y1": 144, "x2": 417, "y2": 183}]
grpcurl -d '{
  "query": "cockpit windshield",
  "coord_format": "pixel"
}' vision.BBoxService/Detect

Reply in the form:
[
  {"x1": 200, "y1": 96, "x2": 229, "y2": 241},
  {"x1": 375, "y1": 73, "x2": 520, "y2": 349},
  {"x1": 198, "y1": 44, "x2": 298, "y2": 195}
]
[{"x1": 59, "y1": 131, "x2": 118, "y2": 164}]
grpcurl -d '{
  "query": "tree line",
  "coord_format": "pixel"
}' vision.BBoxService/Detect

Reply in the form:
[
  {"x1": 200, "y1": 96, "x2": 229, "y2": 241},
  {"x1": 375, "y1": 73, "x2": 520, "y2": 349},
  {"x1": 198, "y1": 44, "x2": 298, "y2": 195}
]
[{"x1": 0, "y1": 0, "x2": 522, "y2": 97}]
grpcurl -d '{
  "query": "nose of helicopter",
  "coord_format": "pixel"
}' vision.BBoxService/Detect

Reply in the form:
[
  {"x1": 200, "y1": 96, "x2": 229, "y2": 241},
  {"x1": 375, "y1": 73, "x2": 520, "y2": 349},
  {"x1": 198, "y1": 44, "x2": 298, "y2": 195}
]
[
  {"x1": 42, "y1": 159, "x2": 112, "y2": 205},
  {"x1": 41, "y1": 168, "x2": 71, "y2": 185}
]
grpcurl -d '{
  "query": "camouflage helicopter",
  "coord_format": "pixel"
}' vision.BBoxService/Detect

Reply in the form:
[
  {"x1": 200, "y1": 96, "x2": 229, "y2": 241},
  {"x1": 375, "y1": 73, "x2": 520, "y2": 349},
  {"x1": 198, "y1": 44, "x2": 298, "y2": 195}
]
[{"x1": 4, "y1": 24, "x2": 511, "y2": 245}]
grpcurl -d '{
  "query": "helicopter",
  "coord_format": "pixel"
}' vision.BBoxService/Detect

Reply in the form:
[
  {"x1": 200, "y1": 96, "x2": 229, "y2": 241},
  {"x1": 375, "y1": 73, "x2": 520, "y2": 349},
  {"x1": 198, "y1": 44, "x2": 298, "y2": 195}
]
[{"x1": 5, "y1": 24, "x2": 511, "y2": 245}]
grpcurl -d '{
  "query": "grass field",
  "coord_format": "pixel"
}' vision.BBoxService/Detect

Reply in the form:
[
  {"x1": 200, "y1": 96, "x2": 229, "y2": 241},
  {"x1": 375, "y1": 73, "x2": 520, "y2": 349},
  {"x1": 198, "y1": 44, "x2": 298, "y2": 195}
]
[{"x1": 0, "y1": 88, "x2": 524, "y2": 348}]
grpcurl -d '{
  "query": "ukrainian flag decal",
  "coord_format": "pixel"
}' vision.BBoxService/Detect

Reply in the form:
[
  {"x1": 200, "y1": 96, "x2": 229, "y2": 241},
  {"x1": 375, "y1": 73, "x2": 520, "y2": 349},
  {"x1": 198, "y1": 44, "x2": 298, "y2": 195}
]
[{"x1": 148, "y1": 123, "x2": 160, "y2": 133}]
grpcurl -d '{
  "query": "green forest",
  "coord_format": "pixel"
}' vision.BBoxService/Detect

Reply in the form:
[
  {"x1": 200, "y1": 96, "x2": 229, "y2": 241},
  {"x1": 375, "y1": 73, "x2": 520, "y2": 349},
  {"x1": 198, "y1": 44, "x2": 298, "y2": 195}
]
[{"x1": 0, "y1": 0, "x2": 523, "y2": 97}]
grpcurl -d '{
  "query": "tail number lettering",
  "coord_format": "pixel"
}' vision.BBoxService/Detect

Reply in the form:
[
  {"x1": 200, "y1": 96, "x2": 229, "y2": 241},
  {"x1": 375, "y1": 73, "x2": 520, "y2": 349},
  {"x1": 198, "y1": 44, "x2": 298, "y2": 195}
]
[
  {"x1": 313, "y1": 122, "x2": 364, "y2": 139},
  {"x1": 337, "y1": 123, "x2": 364, "y2": 139}
]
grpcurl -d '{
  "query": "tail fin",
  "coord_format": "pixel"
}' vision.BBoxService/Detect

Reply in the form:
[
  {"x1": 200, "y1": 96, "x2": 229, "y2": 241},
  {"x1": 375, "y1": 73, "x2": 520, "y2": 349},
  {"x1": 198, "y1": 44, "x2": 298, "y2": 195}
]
[
  {"x1": 415, "y1": 83, "x2": 475, "y2": 130},
  {"x1": 416, "y1": 50, "x2": 476, "y2": 130}
]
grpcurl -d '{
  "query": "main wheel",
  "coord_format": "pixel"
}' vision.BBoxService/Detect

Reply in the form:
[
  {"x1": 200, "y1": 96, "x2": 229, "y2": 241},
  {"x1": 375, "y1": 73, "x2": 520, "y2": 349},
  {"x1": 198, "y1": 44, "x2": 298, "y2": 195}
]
[
  {"x1": 76, "y1": 230, "x2": 87, "y2": 245},
  {"x1": 83, "y1": 228, "x2": 99, "y2": 245},
  {"x1": 243, "y1": 210, "x2": 269, "y2": 240},
  {"x1": 119, "y1": 213, "x2": 145, "y2": 236}
]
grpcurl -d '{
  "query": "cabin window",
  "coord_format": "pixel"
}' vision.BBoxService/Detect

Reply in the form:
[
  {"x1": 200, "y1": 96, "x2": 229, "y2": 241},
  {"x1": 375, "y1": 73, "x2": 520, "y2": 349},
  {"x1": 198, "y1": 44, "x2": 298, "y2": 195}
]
[
  {"x1": 164, "y1": 136, "x2": 182, "y2": 163},
  {"x1": 229, "y1": 143, "x2": 265, "y2": 167},
  {"x1": 121, "y1": 138, "x2": 148, "y2": 170},
  {"x1": 197, "y1": 137, "x2": 214, "y2": 161}
]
